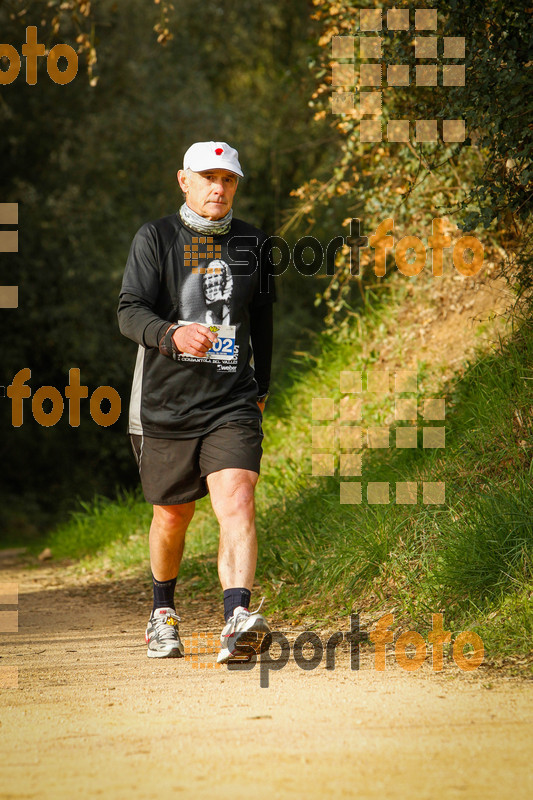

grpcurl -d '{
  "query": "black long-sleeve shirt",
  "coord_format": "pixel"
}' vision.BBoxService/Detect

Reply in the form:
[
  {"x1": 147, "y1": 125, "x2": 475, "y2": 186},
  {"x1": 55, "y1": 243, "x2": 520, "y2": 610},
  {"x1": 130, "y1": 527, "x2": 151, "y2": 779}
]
[{"x1": 118, "y1": 213, "x2": 275, "y2": 439}]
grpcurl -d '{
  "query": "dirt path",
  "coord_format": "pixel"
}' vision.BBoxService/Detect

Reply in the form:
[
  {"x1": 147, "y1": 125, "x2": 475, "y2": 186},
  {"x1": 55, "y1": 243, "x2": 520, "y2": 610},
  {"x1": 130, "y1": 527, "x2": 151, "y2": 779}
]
[{"x1": 0, "y1": 556, "x2": 532, "y2": 800}]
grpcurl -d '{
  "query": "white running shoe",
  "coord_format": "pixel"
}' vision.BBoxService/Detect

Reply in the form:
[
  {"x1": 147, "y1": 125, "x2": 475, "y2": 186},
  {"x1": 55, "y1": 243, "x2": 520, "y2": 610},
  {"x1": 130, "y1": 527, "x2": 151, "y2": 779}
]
[
  {"x1": 145, "y1": 607, "x2": 185, "y2": 659},
  {"x1": 217, "y1": 600, "x2": 270, "y2": 664}
]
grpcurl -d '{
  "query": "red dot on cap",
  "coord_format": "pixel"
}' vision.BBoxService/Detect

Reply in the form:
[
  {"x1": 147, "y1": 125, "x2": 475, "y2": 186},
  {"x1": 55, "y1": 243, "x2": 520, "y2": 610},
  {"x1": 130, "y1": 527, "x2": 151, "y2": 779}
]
[{"x1": 215, "y1": 148, "x2": 223, "y2": 155}]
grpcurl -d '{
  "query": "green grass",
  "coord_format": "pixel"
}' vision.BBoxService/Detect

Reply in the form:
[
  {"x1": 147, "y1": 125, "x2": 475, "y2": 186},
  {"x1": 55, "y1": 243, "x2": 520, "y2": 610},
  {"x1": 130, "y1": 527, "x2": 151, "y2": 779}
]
[
  {"x1": 434, "y1": 477, "x2": 532, "y2": 601},
  {"x1": 44, "y1": 281, "x2": 533, "y2": 667},
  {"x1": 46, "y1": 490, "x2": 152, "y2": 560}
]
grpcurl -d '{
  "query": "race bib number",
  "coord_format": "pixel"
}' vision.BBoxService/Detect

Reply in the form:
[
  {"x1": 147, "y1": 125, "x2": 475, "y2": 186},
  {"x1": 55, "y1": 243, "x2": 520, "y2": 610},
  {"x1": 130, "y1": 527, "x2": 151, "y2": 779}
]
[{"x1": 177, "y1": 321, "x2": 236, "y2": 362}]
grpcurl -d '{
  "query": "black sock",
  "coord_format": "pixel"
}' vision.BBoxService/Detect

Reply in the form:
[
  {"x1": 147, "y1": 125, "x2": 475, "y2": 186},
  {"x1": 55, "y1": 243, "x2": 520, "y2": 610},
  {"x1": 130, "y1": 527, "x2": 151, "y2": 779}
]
[
  {"x1": 223, "y1": 587, "x2": 251, "y2": 622},
  {"x1": 152, "y1": 573, "x2": 177, "y2": 614}
]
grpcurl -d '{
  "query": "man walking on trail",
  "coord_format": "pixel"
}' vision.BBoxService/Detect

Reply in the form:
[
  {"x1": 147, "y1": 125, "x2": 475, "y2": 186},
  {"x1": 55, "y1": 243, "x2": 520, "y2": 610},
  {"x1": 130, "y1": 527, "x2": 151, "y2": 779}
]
[{"x1": 118, "y1": 141, "x2": 275, "y2": 663}]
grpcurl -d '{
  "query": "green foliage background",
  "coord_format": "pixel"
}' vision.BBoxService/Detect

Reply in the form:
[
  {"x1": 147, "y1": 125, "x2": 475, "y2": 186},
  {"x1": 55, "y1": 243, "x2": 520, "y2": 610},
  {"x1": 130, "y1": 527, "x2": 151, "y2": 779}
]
[
  {"x1": 0, "y1": 0, "x2": 322, "y2": 535},
  {"x1": 297, "y1": 0, "x2": 532, "y2": 319}
]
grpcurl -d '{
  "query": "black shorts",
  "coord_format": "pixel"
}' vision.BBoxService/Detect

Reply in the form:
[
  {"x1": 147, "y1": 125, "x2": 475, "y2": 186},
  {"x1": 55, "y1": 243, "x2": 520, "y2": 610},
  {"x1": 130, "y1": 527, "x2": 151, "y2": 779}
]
[{"x1": 130, "y1": 418, "x2": 263, "y2": 505}]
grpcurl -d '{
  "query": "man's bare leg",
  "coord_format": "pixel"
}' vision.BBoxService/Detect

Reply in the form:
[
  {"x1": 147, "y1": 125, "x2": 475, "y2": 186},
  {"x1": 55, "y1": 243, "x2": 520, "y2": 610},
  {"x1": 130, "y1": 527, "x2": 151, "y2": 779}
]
[
  {"x1": 149, "y1": 501, "x2": 195, "y2": 580},
  {"x1": 206, "y1": 468, "x2": 259, "y2": 590},
  {"x1": 207, "y1": 468, "x2": 268, "y2": 663},
  {"x1": 145, "y1": 502, "x2": 195, "y2": 658}
]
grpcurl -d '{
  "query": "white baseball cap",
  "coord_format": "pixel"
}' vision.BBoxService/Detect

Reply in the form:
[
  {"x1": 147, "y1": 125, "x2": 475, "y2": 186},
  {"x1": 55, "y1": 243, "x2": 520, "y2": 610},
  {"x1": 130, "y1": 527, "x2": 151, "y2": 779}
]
[{"x1": 183, "y1": 141, "x2": 244, "y2": 178}]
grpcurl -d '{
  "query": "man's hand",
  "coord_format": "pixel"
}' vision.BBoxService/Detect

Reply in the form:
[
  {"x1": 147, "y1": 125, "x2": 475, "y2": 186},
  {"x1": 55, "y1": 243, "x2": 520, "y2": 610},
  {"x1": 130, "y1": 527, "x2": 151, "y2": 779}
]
[
  {"x1": 257, "y1": 400, "x2": 266, "y2": 414},
  {"x1": 173, "y1": 323, "x2": 218, "y2": 357}
]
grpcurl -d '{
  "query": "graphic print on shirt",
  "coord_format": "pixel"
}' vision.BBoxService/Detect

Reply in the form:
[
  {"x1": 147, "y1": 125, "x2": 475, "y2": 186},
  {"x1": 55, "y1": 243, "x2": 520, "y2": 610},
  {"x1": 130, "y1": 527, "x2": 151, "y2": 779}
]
[
  {"x1": 176, "y1": 259, "x2": 239, "y2": 372},
  {"x1": 203, "y1": 260, "x2": 233, "y2": 324}
]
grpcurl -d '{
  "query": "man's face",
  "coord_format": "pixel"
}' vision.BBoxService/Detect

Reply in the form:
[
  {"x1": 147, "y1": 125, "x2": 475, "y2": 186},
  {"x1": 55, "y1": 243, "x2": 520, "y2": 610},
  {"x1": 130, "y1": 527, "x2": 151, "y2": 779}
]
[{"x1": 177, "y1": 168, "x2": 239, "y2": 220}]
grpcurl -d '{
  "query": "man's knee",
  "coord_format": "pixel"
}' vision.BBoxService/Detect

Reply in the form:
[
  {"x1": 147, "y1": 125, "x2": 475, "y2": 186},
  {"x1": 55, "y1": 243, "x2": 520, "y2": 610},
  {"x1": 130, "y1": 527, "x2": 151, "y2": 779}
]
[
  {"x1": 227, "y1": 481, "x2": 255, "y2": 513},
  {"x1": 209, "y1": 471, "x2": 257, "y2": 517},
  {"x1": 152, "y1": 502, "x2": 195, "y2": 533}
]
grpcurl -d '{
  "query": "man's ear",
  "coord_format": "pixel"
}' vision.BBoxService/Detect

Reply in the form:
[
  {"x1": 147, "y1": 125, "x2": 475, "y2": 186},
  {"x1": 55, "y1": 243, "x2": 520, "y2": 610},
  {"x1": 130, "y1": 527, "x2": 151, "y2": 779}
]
[{"x1": 177, "y1": 169, "x2": 188, "y2": 193}]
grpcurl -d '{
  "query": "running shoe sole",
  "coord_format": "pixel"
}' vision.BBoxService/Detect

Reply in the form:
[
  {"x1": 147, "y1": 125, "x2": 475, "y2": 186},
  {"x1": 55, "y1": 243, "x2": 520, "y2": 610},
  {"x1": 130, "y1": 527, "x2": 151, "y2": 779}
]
[
  {"x1": 146, "y1": 643, "x2": 185, "y2": 659},
  {"x1": 217, "y1": 629, "x2": 269, "y2": 664}
]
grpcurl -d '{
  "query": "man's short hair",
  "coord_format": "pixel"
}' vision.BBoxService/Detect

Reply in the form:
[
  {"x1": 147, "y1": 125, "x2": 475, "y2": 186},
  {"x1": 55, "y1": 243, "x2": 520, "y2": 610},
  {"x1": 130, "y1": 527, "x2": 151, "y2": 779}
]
[{"x1": 179, "y1": 167, "x2": 239, "y2": 198}]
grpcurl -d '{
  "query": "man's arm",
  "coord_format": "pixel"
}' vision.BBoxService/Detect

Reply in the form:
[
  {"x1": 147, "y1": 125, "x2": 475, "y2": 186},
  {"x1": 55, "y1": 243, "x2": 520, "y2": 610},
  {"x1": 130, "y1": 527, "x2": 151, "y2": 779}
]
[
  {"x1": 118, "y1": 292, "x2": 171, "y2": 349},
  {"x1": 118, "y1": 224, "x2": 171, "y2": 347},
  {"x1": 118, "y1": 292, "x2": 218, "y2": 357},
  {"x1": 118, "y1": 224, "x2": 217, "y2": 357}
]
